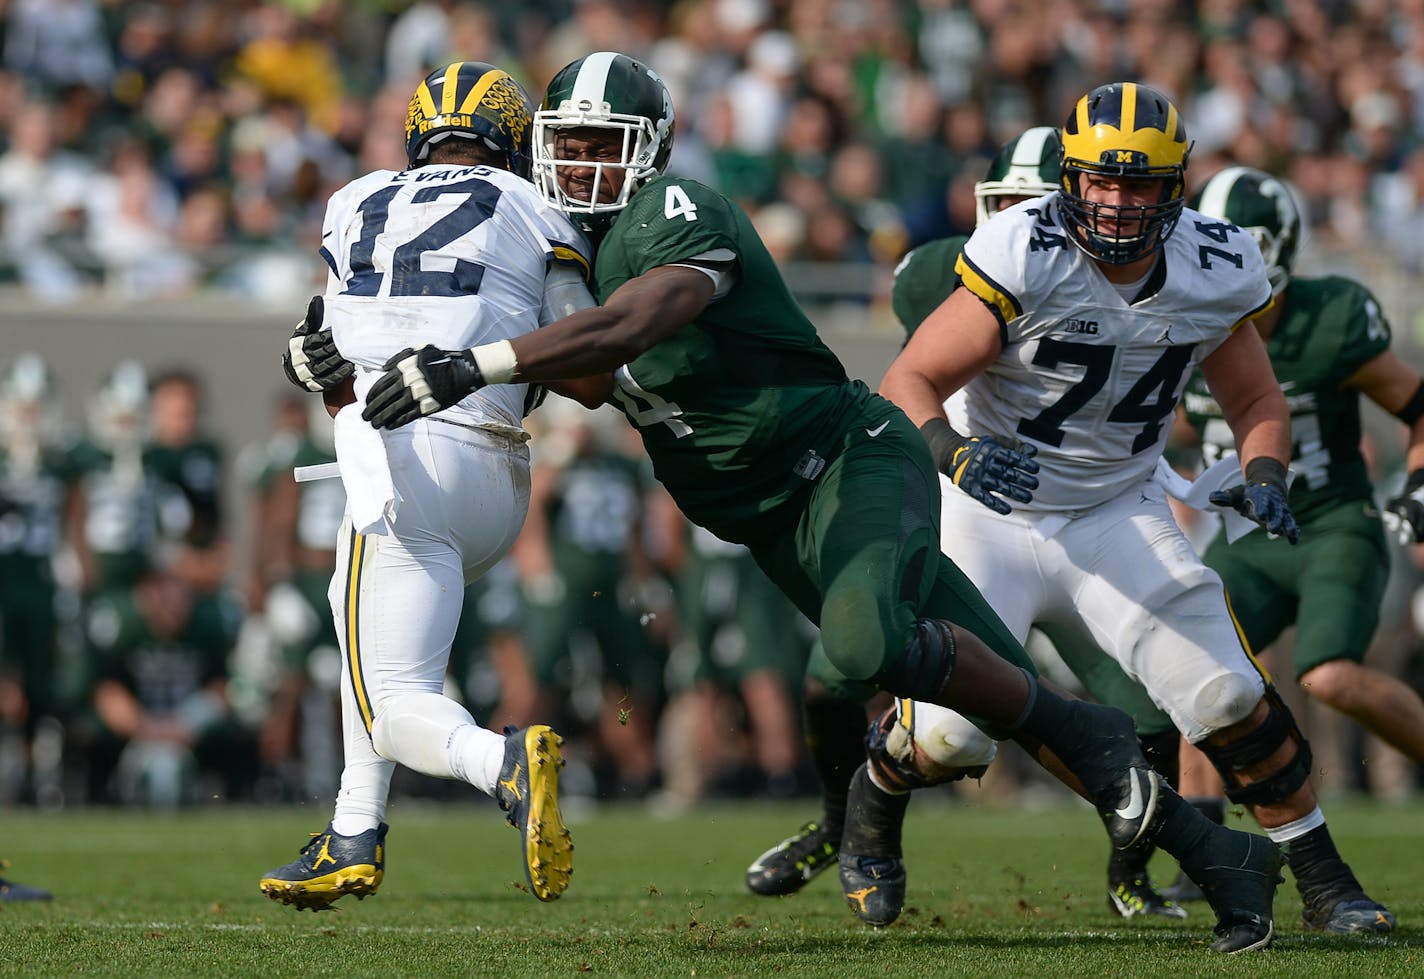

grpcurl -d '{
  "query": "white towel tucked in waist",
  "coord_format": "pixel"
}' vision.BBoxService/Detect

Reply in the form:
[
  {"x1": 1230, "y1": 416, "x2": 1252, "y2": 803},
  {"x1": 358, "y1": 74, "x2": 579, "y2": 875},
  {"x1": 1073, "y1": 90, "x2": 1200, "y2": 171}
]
[{"x1": 334, "y1": 403, "x2": 400, "y2": 536}]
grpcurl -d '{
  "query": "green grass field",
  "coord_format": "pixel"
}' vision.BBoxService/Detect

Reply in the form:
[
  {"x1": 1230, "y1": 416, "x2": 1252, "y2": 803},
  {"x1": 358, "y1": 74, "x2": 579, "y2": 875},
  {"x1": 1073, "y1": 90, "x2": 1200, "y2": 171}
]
[{"x1": 3, "y1": 797, "x2": 1421, "y2": 977}]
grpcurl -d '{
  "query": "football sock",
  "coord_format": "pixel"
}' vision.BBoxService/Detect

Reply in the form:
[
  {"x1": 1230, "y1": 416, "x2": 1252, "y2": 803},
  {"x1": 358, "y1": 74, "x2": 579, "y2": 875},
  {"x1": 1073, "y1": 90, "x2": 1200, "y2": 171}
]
[
  {"x1": 803, "y1": 693, "x2": 866, "y2": 839},
  {"x1": 1280, "y1": 821, "x2": 1363, "y2": 898},
  {"x1": 841, "y1": 764, "x2": 910, "y2": 858}
]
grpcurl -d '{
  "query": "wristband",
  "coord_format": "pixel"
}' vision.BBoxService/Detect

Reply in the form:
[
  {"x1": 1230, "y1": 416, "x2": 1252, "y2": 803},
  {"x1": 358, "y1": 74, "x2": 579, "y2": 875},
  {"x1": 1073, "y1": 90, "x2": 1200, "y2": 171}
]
[
  {"x1": 1405, "y1": 467, "x2": 1424, "y2": 494},
  {"x1": 919, "y1": 418, "x2": 967, "y2": 472},
  {"x1": 470, "y1": 340, "x2": 518, "y2": 385},
  {"x1": 1243, "y1": 456, "x2": 1288, "y2": 493},
  {"x1": 1393, "y1": 379, "x2": 1424, "y2": 427}
]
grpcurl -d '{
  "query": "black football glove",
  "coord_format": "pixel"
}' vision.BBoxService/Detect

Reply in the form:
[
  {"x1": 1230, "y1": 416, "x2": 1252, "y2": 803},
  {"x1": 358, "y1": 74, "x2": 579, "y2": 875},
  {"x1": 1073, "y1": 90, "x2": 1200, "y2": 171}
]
[
  {"x1": 282, "y1": 296, "x2": 353, "y2": 393},
  {"x1": 361, "y1": 345, "x2": 485, "y2": 429},
  {"x1": 1383, "y1": 468, "x2": 1424, "y2": 545},
  {"x1": 921, "y1": 418, "x2": 1039, "y2": 515},
  {"x1": 1208, "y1": 457, "x2": 1300, "y2": 544}
]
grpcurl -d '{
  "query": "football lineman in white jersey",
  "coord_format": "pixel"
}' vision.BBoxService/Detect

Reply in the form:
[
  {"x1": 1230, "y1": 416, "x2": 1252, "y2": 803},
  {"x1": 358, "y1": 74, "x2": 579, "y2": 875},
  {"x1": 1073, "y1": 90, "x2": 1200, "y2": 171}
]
[
  {"x1": 261, "y1": 61, "x2": 602, "y2": 909},
  {"x1": 853, "y1": 82, "x2": 1393, "y2": 941}
]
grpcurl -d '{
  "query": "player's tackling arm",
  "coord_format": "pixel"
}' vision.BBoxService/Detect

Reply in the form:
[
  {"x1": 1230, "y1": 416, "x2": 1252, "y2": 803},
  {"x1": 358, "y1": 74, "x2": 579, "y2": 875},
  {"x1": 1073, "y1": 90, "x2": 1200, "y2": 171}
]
[
  {"x1": 510, "y1": 266, "x2": 715, "y2": 380},
  {"x1": 362, "y1": 266, "x2": 715, "y2": 429}
]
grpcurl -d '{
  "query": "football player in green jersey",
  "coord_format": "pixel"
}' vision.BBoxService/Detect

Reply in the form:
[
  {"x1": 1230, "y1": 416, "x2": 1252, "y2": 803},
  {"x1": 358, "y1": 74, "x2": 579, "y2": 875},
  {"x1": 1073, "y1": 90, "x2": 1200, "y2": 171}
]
[
  {"x1": 1162, "y1": 166, "x2": 1424, "y2": 906},
  {"x1": 0, "y1": 353, "x2": 77, "y2": 803},
  {"x1": 362, "y1": 53, "x2": 1286, "y2": 952}
]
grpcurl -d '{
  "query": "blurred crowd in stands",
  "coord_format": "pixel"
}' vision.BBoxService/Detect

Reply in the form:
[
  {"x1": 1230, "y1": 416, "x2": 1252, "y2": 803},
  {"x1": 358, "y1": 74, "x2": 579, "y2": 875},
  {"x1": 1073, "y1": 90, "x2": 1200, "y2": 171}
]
[
  {"x1": 7, "y1": 0, "x2": 1424, "y2": 305},
  {"x1": 3, "y1": 0, "x2": 1424, "y2": 811}
]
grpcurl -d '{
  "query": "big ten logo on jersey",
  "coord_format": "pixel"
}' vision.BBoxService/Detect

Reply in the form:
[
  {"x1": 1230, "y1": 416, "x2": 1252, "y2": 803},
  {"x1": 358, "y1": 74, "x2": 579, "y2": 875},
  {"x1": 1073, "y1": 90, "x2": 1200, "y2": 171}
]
[{"x1": 1059, "y1": 318, "x2": 1099, "y2": 336}]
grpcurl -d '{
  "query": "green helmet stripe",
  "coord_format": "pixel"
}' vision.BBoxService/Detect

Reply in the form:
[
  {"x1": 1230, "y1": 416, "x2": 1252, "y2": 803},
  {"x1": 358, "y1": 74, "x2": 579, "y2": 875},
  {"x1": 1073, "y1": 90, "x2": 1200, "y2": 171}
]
[
  {"x1": 569, "y1": 50, "x2": 618, "y2": 107},
  {"x1": 1195, "y1": 165, "x2": 1249, "y2": 224},
  {"x1": 1009, "y1": 126, "x2": 1055, "y2": 170}
]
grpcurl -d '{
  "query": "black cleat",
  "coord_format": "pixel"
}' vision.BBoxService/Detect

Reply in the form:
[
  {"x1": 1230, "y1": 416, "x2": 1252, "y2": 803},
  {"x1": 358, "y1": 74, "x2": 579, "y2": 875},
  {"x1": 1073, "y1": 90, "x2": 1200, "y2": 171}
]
[
  {"x1": 1301, "y1": 890, "x2": 1395, "y2": 935},
  {"x1": 746, "y1": 820, "x2": 839, "y2": 896},
  {"x1": 1100, "y1": 766, "x2": 1162, "y2": 851},
  {"x1": 1188, "y1": 830, "x2": 1283, "y2": 954},
  {"x1": 1108, "y1": 874, "x2": 1188, "y2": 920},
  {"x1": 1107, "y1": 842, "x2": 1186, "y2": 919},
  {"x1": 839, "y1": 854, "x2": 906, "y2": 927}
]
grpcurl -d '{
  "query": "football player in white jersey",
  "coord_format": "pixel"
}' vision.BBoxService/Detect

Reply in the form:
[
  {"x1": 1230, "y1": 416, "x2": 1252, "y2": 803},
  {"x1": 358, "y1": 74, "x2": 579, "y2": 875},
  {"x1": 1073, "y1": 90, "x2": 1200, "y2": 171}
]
[
  {"x1": 853, "y1": 82, "x2": 1393, "y2": 941},
  {"x1": 260, "y1": 61, "x2": 601, "y2": 909}
]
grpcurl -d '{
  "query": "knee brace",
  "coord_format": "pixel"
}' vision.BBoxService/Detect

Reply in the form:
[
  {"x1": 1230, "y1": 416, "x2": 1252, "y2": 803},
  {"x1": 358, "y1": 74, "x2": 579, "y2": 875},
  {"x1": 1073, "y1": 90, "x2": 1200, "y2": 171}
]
[
  {"x1": 880, "y1": 619, "x2": 956, "y2": 703},
  {"x1": 866, "y1": 699, "x2": 996, "y2": 793},
  {"x1": 1197, "y1": 685, "x2": 1313, "y2": 807}
]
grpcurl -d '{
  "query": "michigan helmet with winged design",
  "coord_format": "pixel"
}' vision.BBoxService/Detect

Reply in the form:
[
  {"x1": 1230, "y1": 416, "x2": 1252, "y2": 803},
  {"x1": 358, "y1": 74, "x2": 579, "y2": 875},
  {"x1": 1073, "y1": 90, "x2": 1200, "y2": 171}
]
[
  {"x1": 532, "y1": 52, "x2": 675, "y2": 230},
  {"x1": 1190, "y1": 166, "x2": 1301, "y2": 296},
  {"x1": 1059, "y1": 82, "x2": 1192, "y2": 264},
  {"x1": 974, "y1": 126, "x2": 1062, "y2": 226},
  {"x1": 405, "y1": 61, "x2": 534, "y2": 177}
]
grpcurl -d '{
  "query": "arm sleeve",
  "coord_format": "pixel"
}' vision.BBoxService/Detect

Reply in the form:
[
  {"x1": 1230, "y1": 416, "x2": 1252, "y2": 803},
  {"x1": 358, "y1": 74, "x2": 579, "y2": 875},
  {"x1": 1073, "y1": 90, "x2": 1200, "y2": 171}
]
[{"x1": 540, "y1": 262, "x2": 597, "y2": 326}]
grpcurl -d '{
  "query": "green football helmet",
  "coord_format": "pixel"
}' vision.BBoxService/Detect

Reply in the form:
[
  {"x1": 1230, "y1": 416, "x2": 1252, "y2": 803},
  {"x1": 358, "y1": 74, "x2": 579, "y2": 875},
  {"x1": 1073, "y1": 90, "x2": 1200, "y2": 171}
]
[
  {"x1": 974, "y1": 127, "x2": 1062, "y2": 226},
  {"x1": 404, "y1": 61, "x2": 534, "y2": 177},
  {"x1": 1059, "y1": 82, "x2": 1192, "y2": 264},
  {"x1": 533, "y1": 52, "x2": 676, "y2": 230},
  {"x1": 1190, "y1": 165, "x2": 1301, "y2": 296}
]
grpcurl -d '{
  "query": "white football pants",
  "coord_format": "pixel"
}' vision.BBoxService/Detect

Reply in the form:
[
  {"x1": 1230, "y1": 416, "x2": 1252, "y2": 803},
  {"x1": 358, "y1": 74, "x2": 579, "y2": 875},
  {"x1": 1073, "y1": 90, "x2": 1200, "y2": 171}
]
[
  {"x1": 327, "y1": 419, "x2": 531, "y2": 831},
  {"x1": 912, "y1": 472, "x2": 1265, "y2": 749}
]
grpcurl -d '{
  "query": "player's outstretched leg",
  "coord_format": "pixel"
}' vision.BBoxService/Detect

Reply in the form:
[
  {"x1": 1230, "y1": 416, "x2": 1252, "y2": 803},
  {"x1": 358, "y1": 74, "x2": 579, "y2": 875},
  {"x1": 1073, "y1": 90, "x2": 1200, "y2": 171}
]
[
  {"x1": 496, "y1": 724, "x2": 573, "y2": 902},
  {"x1": 1108, "y1": 843, "x2": 1187, "y2": 920},
  {"x1": 259, "y1": 822, "x2": 388, "y2": 911},
  {"x1": 746, "y1": 691, "x2": 864, "y2": 896},
  {"x1": 1161, "y1": 797, "x2": 1221, "y2": 904}
]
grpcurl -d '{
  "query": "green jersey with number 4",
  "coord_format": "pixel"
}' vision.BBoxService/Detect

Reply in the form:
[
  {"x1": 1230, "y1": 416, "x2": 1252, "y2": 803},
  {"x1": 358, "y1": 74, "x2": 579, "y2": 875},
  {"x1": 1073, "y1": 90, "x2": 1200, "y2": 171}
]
[
  {"x1": 592, "y1": 174, "x2": 883, "y2": 542},
  {"x1": 1183, "y1": 275, "x2": 1390, "y2": 521}
]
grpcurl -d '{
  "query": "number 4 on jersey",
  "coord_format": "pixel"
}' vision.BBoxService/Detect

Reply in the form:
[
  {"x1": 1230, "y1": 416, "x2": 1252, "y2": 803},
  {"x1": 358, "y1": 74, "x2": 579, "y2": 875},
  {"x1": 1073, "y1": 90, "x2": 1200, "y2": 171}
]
[{"x1": 664, "y1": 185, "x2": 698, "y2": 222}]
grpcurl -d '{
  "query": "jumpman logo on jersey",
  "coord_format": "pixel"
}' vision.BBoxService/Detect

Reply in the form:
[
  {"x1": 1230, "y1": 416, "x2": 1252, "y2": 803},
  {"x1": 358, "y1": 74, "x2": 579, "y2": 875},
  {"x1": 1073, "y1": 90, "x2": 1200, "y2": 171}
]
[{"x1": 1157, "y1": 324, "x2": 1175, "y2": 343}]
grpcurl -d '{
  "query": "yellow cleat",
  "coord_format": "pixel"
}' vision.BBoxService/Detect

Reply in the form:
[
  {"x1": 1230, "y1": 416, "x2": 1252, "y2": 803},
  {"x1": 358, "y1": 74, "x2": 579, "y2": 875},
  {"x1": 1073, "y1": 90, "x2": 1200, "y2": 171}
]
[
  {"x1": 258, "y1": 823, "x2": 387, "y2": 911},
  {"x1": 497, "y1": 724, "x2": 573, "y2": 901}
]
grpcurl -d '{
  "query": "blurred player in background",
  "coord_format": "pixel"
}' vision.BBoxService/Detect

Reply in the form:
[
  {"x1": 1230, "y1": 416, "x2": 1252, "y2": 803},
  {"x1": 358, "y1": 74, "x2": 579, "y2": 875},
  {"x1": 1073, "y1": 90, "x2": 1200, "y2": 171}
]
[
  {"x1": 0, "y1": 354, "x2": 75, "y2": 804},
  {"x1": 1160, "y1": 166, "x2": 1424, "y2": 914}
]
